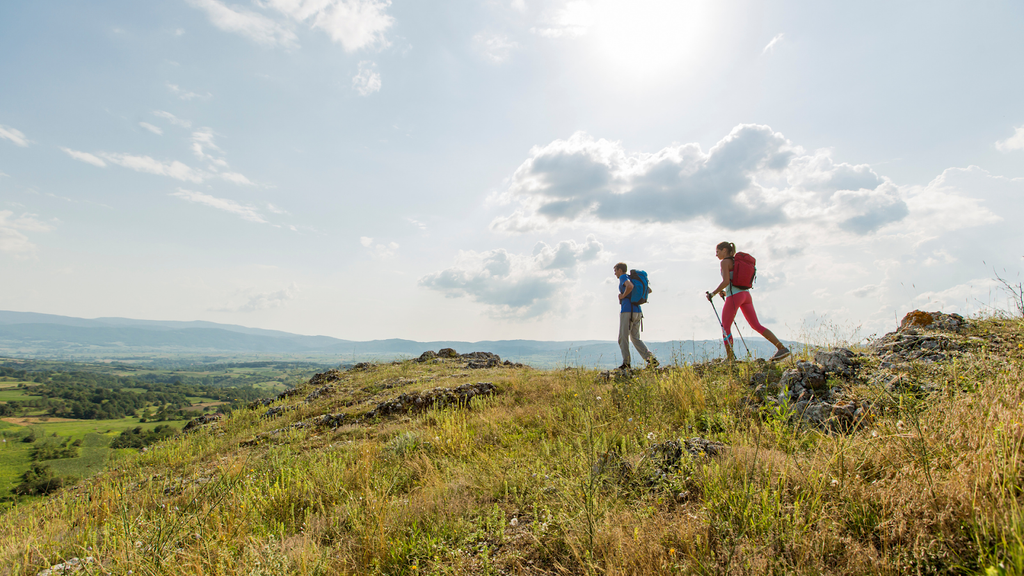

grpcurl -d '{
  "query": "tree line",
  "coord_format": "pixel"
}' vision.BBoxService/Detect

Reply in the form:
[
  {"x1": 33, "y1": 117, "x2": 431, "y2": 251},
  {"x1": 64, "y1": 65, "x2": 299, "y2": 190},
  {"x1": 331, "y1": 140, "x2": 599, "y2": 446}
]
[{"x1": 0, "y1": 366, "x2": 267, "y2": 420}]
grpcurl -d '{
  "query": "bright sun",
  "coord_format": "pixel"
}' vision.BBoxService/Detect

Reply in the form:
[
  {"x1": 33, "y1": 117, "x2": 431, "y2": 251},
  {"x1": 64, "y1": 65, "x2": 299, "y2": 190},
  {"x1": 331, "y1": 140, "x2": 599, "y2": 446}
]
[{"x1": 585, "y1": 0, "x2": 722, "y2": 82}]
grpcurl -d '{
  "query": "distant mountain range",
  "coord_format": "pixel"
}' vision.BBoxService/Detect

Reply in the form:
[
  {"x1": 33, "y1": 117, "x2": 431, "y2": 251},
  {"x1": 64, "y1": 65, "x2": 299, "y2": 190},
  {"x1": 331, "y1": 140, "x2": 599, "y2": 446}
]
[{"x1": 0, "y1": 310, "x2": 788, "y2": 368}]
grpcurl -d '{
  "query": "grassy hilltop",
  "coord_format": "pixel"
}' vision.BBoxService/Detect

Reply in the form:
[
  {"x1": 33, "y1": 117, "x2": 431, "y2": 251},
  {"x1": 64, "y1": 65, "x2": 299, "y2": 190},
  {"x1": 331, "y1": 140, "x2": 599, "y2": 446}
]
[{"x1": 0, "y1": 314, "x2": 1022, "y2": 575}]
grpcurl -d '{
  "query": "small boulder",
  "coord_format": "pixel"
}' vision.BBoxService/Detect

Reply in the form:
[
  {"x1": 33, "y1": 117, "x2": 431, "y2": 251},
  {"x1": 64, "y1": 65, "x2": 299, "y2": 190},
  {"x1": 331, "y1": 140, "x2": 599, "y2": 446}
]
[{"x1": 814, "y1": 348, "x2": 857, "y2": 378}]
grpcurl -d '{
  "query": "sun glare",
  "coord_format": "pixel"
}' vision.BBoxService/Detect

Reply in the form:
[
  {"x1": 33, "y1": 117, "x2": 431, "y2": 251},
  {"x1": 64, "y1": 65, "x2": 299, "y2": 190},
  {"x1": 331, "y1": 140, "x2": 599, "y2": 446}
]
[{"x1": 586, "y1": 0, "x2": 721, "y2": 83}]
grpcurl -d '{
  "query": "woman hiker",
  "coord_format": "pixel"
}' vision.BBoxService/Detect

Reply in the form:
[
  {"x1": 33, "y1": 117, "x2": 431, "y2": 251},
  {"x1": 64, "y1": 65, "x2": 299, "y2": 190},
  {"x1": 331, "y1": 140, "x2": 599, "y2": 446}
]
[{"x1": 707, "y1": 241, "x2": 790, "y2": 362}]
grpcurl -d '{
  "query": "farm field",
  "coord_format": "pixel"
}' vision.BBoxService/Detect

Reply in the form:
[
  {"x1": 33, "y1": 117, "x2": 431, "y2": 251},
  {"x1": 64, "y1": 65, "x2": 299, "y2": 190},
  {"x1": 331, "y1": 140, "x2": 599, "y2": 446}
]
[
  {"x1": 0, "y1": 418, "x2": 189, "y2": 505},
  {"x1": 0, "y1": 357, "x2": 336, "y2": 507}
]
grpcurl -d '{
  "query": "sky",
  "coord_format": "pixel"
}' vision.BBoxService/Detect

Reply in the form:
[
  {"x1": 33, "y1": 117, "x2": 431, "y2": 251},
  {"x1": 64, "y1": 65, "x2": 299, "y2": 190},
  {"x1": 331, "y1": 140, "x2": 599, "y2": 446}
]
[{"x1": 2, "y1": 0, "x2": 1023, "y2": 344}]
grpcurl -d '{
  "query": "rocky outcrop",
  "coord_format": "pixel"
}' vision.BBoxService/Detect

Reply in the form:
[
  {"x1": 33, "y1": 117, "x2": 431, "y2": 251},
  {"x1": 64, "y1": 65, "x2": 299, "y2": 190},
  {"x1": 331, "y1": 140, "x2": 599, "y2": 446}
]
[
  {"x1": 898, "y1": 310, "x2": 967, "y2": 332},
  {"x1": 365, "y1": 382, "x2": 497, "y2": 418},
  {"x1": 871, "y1": 329, "x2": 962, "y2": 365},
  {"x1": 415, "y1": 349, "x2": 525, "y2": 369},
  {"x1": 244, "y1": 382, "x2": 499, "y2": 444},
  {"x1": 814, "y1": 348, "x2": 858, "y2": 378},
  {"x1": 182, "y1": 413, "x2": 222, "y2": 433},
  {"x1": 750, "y1": 359, "x2": 871, "y2": 433}
]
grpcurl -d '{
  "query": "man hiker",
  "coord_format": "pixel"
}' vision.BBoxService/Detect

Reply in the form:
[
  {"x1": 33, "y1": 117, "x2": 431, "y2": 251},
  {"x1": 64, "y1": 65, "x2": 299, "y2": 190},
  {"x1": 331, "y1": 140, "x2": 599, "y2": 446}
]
[{"x1": 615, "y1": 262, "x2": 658, "y2": 370}]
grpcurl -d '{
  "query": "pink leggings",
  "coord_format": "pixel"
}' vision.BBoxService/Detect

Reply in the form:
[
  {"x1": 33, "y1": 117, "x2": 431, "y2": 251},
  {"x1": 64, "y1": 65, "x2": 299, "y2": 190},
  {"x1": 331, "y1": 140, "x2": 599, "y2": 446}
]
[{"x1": 721, "y1": 291, "x2": 766, "y2": 345}]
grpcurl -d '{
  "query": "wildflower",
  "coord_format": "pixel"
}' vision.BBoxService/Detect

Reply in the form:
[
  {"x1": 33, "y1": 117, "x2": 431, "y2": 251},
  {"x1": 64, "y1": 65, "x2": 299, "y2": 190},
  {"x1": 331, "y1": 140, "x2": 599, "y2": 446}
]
[
  {"x1": 669, "y1": 548, "x2": 676, "y2": 555},
  {"x1": 830, "y1": 478, "x2": 839, "y2": 486},
  {"x1": 647, "y1": 432, "x2": 655, "y2": 441},
  {"x1": 628, "y1": 418, "x2": 633, "y2": 422},
  {"x1": 510, "y1": 517, "x2": 518, "y2": 526},
  {"x1": 596, "y1": 396, "x2": 602, "y2": 401}
]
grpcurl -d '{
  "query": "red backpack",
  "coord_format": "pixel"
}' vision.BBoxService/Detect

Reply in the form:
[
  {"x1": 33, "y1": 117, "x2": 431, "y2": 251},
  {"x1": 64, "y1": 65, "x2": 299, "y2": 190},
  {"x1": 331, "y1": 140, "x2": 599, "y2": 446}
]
[{"x1": 730, "y1": 252, "x2": 756, "y2": 289}]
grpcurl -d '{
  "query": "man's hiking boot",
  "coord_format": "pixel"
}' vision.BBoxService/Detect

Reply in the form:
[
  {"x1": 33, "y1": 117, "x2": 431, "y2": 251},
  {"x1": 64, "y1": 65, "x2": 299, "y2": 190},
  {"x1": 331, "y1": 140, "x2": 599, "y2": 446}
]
[
  {"x1": 616, "y1": 363, "x2": 631, "y2": 371},
  {"x1": 646, "y1": 357, "x2": 660, "y2": 369},
  {"x1": 770, "y1": 347, "x2": 791, "y2": 362}
]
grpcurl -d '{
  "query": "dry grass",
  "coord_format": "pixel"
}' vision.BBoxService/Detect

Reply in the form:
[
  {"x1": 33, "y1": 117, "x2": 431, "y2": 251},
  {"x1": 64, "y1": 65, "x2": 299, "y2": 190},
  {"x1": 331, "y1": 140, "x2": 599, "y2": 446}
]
[{"x1": 1, "y1": 318, "x2": 1022, "y2": 575}]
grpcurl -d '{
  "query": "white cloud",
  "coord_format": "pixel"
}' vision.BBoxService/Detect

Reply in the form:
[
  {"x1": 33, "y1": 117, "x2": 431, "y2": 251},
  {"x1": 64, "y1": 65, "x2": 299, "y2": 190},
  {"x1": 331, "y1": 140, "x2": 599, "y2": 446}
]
[
  {"x1": 996, "y1": 125, "x2": 1024, "y2": 152},
  {"x1": 419, "y1": 236, "x2": 603, "y2": 318},
  {"x1": 185, "y1": 0, "x2": 298, "y2": 48},
  {"x1": 493, "y1": 124, "x2": 909, "y2": 236},
  {"x1": 532, "y1": 0, "x2": 594, "y2": 39},
  {"x1": 153, "y1": 110, "x2": 192, "y2": 128},
  {"x1": 533, "y1": 234, "x2": 603, "y2": 274},
  {"x1": 60, "y1": 147, "x2": 107, "y2": 168},
  {"x1": 474, "y1": 33, "x2": 519, "y2": 63},
  {"x1": 216, "y1": 282, "x2": 300, "y2": 312},
  {"x1": 360, "y1": 236, "x2": 398, "y2": 258},
  {"x1": 182, "y1": 129, "x2": 254, "y2": 184},
  {"x1": 901, "y1": 166, "x2": 1003, "y2": 235},
  {"x1": 511, "y1": 0, "x2": 526, "y2": 12},
  {"x1": 190, "y1": 127, "x2": 228, "y2": 168},
  {"x1": 0, "y1": 125, "x2": 29, "y2": 147},
  {"x1": 762, "y1": 32, "x2": 784, "y2": 54},
  {"x1": 167, "y1": 83, "x2": 212, "y2": 101},
  {"x1": 352, "y1": 61, "x2": 381, "y2": 96},
  {"x1": 171, "y1": 189, "x2": 267, "y2": 223},
  {"x1": 62, "y1": 141, "x2": 252, "y2": 185},
  {"x1": 0, "y1": 211, "x2": 54, "y2": 258},
  {"x1": 266, "y1": 0, "x2": 394, "y2": 52},
  {"x1": 139, "y1": 122, "x2": 163, "y2": 135},
  {"x1": 407, "y1": 217, "x2": 426, "y2": 230},
  {"x1": 100, "y1": 153, "x2": 205, "y2": 182},
  {"x1": 220, "y1": 172, "x2": 254, "y2": 185}
]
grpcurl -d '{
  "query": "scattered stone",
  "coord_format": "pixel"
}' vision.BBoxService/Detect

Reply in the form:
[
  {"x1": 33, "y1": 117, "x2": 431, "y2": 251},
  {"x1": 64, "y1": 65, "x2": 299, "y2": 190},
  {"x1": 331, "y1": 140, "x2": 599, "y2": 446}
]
[
  {"x1": 644, "y1": 437, "x2": 726, "y2": 472},
  {"x1": 248, "y1": 397, "x2": 276, "y2": 409},
  {"x1": 592, "y1": 450, "x2": 632, "y2": 479},
  {"x1": 437, "y1": 348, "x2": 459, "y2": 358},
  {"x1": 416, "y1": 350, "x2": 438, "y2": 362},
  {"x1": 350, "y1": 362, "x2": 373, "y2": 371},
  {"x1": 262, "y1": 406, "x2": 294, "y2": 419},
  {"x1": 304, "y1": 385, "x2": 334, "y2": 402},
  {"x1": 182, "y1": 413, "x2": 222, "y2": 433},
  {"x1": 37, "y1": 556, "x2": 93, "y2": 576}
]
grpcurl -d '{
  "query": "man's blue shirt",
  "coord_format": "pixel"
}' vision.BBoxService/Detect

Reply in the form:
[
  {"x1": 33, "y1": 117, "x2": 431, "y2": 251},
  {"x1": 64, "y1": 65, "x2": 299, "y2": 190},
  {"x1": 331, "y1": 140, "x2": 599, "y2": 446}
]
[{"x1": 619, "y1": 274, "x2": 640, "y2": 313}]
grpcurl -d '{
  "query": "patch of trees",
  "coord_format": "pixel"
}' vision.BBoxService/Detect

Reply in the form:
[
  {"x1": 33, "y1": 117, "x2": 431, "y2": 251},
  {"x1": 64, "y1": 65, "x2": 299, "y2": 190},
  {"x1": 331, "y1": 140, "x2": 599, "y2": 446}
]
[
  {"x1": 13, "y1": 464, "x2": 66, "y2": 496},
  {"x1": 110, "y1": 425, "x2": 177, "y2": 449},
  {"x1": 31, "y1": 437, "x2": 81, "y2": 461}
]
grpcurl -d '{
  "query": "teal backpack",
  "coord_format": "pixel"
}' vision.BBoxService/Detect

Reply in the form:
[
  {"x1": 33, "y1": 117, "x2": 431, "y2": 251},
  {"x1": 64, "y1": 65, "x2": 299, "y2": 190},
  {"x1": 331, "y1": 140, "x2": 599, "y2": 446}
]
[{"x1": 628, "y1": 270, "x2": 651, "y2": 305}]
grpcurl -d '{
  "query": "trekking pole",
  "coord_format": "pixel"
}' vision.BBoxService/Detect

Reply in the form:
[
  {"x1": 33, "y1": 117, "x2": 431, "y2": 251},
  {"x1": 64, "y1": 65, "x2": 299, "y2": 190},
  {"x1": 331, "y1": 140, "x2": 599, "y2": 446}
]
[
  {"x1": 706, "y1": 292, "x2": 750, "y2": 357},
  {"x1": 706, "y1": 292, "x2": 730, "y2": 353},
  {"x1": 732, "y1": 322, "x2": 751, "y2": 357}
]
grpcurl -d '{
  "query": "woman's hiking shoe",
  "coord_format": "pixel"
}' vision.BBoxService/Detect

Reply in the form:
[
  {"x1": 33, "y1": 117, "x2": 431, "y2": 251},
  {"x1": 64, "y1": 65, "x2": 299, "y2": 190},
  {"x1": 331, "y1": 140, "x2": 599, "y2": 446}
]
[
  {"x1": 616, "y1": 363, "x2": 631, "y2": 371},
  {"x1": 646, "y1": 357, "x2": 660, "y2": 369},
  {"x1": 770, "y1": 348, "x2": 791, "y2": 362}
]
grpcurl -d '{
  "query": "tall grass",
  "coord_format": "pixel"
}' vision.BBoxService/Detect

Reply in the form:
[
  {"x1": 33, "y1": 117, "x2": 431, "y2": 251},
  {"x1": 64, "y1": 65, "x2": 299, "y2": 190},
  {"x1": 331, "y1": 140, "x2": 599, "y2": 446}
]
[{"x1": 0, "y1": 317, "x2": 1022, "y2": 574}]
